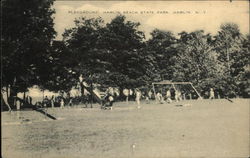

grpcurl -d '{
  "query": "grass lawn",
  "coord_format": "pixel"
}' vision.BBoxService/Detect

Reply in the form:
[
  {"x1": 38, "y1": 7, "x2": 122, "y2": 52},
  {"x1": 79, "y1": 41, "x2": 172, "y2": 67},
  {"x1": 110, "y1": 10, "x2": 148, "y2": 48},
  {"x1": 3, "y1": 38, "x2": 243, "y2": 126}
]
[{"x1": 2, "y1": 99, "x2": 249, "y2": 158}]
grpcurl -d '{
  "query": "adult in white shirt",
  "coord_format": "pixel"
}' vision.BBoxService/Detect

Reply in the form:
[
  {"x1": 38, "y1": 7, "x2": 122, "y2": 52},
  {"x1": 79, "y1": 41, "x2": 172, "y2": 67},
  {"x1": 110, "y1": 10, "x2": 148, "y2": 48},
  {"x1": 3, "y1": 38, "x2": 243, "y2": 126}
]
[{"x1": 135, "y1": 89, "x2": 141, "y2": 108}]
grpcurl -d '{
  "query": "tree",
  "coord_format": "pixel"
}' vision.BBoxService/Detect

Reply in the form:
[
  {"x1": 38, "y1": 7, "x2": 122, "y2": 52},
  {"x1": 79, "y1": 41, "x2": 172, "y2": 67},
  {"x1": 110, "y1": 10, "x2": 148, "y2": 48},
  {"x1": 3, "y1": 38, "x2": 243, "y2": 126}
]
[
  {"x1": 62, "y1": 17, "x2": 112, "y2": 86},
  {"x1": 62, "y1": 15, "x2": 148, "y2": 89},
  {"x1": 214, "y1": 23, "x2": 249, "y2": 97},
  {"x1": 170, "y1": 30, "x2": 224, "y2": 95},
  {"x1": 2, "y1": 0, "x2": 56, "y2": 104},
  {"x1": 39, "y1": 41, "x2": 79, "y2": 93},
  {"x1": 146, "y1": 29, "x2": 177, "y2": 80},
  {"x1": 101, "y1": 15, "x2": 146, "y2": 88},
  {"x1": 236, "y1": 35, "x2": 250, "y2": 97}
]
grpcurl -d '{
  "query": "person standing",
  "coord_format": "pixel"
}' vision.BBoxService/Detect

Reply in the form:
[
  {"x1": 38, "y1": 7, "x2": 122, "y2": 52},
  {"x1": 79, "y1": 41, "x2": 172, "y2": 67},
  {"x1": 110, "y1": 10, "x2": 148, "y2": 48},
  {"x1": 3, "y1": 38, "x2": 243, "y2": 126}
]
[
  {"x1": 209, "y1": 88, "x2": 215, "y2": 100},
  {"x1": 156, "y1": 92, "x2": 163, "y2": 104},
  {"x1": 175, "y1": 90, "x2": 182, "y2": 102},
  {"x1": 114, "y1": 88, "x2": 120, "y2": 98},
  {"x1": 145, "y1": 92, "x2": 150, "y2": 104},
  {"x1": 25, "y1": 95, "x2": 29, "y2": 104},
  {"x1": 108, "y1": 87, "x2": 114, "y2": 96},
  {"x1": 166, "y1": 89, "x2": 172, "y2": 103},
  {"x1": 1, "y1": 90, "x2": 12, "y2": 112},
  {"x1": 135, "y1": 89, "x2": 141, "y2": 109},
  {"x1": 29, "y1": 96, "x2": 32, "y2": 105},
  {"x1": 123, "y1": 89, "x2": 129, "y2": 104},
  {"x1": 129, "y1": 89, "x2": 134, "y2": 100},
  {"x1": 51, "y1": 95, "x2": 55, "y2": 108},
  {"x1": 148, "y1": 90, "x2": 152, "y2": 100},
  {"x1": 16, "y1": 97, "x2": 21, "y2": 119},
  {"x1": 60, "y1": 98, "x2": 64, "y2": 108},
  {"x1": 68, "y1": 98, "x2": 73, "y2": 107},
  {"x1": 43, "y1": 96, "x2": 49, "y2": 108},
  {"x1": 108, "y1": 95, "x2": 114, "y2": 110}
]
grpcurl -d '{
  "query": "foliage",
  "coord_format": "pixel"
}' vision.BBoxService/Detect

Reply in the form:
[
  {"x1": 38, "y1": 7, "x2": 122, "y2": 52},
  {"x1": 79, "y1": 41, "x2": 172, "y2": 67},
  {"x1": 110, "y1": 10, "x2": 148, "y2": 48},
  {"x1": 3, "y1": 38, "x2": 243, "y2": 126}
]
[
  {"x1": 62, "y1": 15, "x2": 148, "y2": 89},
  {"x1": 146, "y1": 29, "x2": 178, "y2": 80},
  {"x1": 213, "y1": 23, "x2": 250, "y2": 96},
  {"x1": 170, "y1": 31, "x2": 225, "y2": 94},
  {"x1": 2, "y1": 0, "x2": 56, "y2": 95},
  {"x1": 2, "y1": 6, "x2": 249, "y2": 99}
]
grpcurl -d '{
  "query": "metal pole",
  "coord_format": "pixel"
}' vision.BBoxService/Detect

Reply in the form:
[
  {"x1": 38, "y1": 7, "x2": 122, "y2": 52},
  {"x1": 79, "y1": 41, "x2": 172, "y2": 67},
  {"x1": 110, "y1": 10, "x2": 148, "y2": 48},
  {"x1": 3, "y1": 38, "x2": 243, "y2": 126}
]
[
  {"x1": 152, "y1": 83, "x2": 157, "y2": 102},
  {"x1": 190, "y1": 83, "x2": 202, "y2": 99},
  {"x1": 172, "y1": 84, "x2": 177, "y2": 91}
]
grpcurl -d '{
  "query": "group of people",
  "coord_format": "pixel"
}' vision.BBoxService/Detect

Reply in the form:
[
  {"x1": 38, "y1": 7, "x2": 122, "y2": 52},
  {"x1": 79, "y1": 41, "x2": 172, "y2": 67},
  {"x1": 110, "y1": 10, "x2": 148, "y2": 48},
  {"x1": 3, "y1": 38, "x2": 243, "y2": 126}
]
[
  {"x1": 102, "y1": 88, "x2": 143, "y2": 109},
  {"x1": 125, "y1": 88, "x2": 185, "y2": 107},
  {"x1": 38, "y1": 87, "x2": 216, "y2": 110},
  {"x1": 40, "y1": 95, "x2": 71, "y2": 109},
  {"x1": 122, "y1": 88, "x2": 143, "y2": 108},
  {"x1": 155, "y1": 89, "x2": 183, "y2": 104},
  {"x1": 155, "y1": 88, "x2": 216, "y2": 102},
  {"x1": 122, "y1": 88, "x2": 183, "y2": 107}
]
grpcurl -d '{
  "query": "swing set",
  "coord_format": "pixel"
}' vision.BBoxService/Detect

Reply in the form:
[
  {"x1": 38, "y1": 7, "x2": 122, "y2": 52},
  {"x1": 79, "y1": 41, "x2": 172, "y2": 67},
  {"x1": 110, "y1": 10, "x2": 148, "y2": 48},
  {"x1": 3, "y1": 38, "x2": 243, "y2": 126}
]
[{"x1": 152, "y1": 80, "x2": 202, "y2": 100}]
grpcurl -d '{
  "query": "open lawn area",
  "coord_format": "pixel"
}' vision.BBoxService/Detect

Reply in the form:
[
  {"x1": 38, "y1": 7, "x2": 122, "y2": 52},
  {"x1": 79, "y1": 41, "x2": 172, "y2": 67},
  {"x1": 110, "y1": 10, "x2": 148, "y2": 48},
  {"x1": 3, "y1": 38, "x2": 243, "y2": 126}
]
[{"x1": 2, "y1": 99, "x2": 249, "y2": 158}]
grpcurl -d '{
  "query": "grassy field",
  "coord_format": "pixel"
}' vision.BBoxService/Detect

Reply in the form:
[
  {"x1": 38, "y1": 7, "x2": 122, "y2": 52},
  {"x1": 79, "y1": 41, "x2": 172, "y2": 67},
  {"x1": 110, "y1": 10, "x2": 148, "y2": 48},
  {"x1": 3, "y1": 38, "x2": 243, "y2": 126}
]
[{"x1": 2, "y1": 99, "x2": 249, "y2": 158}]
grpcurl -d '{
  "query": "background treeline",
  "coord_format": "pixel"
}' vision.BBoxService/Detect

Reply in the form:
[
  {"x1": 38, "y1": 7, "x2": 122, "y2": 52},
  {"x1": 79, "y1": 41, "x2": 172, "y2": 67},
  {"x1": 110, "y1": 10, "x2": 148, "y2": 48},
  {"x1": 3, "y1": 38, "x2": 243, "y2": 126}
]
[{"x1": 2, "y1": 0, "x2": 250, "y2": 103}]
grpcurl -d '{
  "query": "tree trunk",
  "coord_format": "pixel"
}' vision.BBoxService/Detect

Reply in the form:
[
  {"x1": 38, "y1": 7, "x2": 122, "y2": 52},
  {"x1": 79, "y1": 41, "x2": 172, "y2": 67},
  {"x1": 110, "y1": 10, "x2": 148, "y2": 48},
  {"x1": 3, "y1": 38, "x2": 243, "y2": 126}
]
[{"x1": 9, "y1": 85, "x2": 18, "y2": 107}]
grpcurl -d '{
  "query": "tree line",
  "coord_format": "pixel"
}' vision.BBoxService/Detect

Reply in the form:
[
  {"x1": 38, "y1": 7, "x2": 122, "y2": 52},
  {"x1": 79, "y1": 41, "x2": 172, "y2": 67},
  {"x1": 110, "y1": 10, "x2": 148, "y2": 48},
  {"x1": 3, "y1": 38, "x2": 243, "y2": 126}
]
[{"x1": 2, "y1": 0, "x2": 250, "y2": 105}]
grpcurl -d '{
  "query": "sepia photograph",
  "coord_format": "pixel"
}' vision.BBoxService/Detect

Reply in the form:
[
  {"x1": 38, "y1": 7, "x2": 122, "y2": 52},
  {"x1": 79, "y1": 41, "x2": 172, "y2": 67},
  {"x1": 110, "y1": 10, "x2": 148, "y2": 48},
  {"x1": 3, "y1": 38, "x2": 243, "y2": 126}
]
[{"x1": 1, "y1": 0, "x2": 250, "y2": 158}]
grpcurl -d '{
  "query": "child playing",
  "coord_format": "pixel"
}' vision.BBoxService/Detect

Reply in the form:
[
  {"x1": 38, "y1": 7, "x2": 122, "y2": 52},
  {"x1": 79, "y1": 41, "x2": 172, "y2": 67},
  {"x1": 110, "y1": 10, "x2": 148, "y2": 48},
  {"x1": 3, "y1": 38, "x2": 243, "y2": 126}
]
[
  {"x1": 156, "y1": 92, "x2": 164, "y2": 104},
  {"x1": 166, "y1": 89, "x2": 172, "y2": 103},
  {"x1": 209, "y1": 88, "x2": 215, "y2": 100},
  {"x1": 60, "y1": 98, "x2": 64, "y2": 108}
]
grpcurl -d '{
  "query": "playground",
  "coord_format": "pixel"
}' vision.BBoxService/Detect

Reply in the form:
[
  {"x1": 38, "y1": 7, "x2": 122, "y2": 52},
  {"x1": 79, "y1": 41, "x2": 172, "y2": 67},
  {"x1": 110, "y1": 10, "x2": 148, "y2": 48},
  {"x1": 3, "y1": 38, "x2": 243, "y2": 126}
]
[{"x1": 2, "y1": 99, "x2": 249, "y2": 158}]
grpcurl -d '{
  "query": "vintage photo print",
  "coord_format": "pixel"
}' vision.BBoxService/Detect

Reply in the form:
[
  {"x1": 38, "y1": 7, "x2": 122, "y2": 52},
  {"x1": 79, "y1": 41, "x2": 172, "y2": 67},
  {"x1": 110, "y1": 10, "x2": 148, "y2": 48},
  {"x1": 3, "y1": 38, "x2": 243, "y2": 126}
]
[{"x1": 2, "y1": 0, "x2": 249, "y2": 158}]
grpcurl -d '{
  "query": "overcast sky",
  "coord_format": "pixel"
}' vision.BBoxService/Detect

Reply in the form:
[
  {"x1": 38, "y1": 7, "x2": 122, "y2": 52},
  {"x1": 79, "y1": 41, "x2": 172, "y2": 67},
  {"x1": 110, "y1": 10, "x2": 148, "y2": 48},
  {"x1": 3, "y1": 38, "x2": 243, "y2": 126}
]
[{"x1": 53, "y1": 1, "x2": 249, "y2": 40}]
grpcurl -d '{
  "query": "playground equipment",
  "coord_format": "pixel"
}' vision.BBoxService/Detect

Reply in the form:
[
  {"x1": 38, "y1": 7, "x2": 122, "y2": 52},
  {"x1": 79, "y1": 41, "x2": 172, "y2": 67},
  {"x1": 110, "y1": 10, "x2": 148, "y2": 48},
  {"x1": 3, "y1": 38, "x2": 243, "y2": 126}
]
[
  {"x1": 79, "y1": 77, "x2": 112, "y2": 109},
  {"x1": 34, "y1": 106, "x2": 57, "y2": 120},
  {"x1": 152, "y1": 80, "x2": 202, "y2": 100}
]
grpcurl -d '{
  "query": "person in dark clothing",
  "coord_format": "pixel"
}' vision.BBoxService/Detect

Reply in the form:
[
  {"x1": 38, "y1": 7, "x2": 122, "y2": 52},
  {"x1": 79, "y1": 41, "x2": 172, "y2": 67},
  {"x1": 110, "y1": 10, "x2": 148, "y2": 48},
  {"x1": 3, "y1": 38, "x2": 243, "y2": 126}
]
[{"x1": 43, "y1": 96, "x2": 49, "y2": 107}]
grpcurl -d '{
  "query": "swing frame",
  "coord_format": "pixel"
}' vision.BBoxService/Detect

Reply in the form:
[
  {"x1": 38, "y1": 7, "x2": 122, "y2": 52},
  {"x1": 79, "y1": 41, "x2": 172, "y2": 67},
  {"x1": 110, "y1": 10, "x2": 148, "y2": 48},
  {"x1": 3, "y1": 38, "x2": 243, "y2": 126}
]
[{"x1": 152, "y1": 80, "x2": 202, "y2": 100}]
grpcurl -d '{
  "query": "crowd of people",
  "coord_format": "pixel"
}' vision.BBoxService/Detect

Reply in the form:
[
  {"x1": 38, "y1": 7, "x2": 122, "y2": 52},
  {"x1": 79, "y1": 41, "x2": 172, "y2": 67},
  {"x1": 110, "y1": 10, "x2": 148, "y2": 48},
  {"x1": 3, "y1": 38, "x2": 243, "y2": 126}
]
[
  {"x1": 37, "y1": 95, "x2": 90, "y2": 109},
  {"x1": 10, "y1": 86, "x2": 216, "y2": 111},
  {"x1": 119, "y1": 87, "x2": 216, "y2": 107}
]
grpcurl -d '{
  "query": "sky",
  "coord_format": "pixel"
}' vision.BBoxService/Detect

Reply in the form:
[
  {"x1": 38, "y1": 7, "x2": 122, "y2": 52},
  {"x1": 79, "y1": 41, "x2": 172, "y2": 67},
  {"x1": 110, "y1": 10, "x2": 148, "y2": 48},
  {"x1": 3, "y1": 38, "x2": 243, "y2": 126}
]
[{"x1": 53, "y1": 0, "x2": 249, "y2": 40}]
